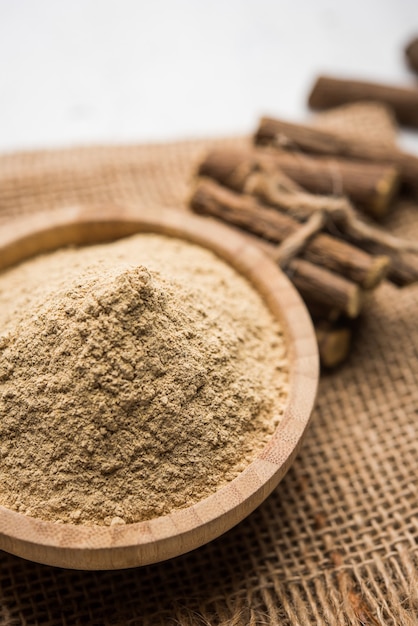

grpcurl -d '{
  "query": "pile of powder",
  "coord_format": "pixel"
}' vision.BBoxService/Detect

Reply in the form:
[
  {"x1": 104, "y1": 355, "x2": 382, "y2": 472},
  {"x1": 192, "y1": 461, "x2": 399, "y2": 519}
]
[{"x1": 0, "y1": 234, "x2": 289, "y2": 526}]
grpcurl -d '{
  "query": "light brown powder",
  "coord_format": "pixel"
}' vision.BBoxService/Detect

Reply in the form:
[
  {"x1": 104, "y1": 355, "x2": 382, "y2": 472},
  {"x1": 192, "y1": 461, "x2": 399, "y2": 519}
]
[{"x1": 0, "y1": 234, "x2": 289, "y2": 526}]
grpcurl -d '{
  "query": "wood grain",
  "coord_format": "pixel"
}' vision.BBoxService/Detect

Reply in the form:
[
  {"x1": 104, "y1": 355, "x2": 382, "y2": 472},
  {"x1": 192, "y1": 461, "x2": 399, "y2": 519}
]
[{"x1": 0, "y1": 205, "x2": 318, "y2": 570}]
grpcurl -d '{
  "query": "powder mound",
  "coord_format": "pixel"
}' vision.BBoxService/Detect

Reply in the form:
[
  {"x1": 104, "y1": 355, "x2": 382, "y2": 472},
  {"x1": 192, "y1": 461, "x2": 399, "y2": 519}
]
[{"x1": 0, "y1": 252, "x2": 288, "y2": 526}]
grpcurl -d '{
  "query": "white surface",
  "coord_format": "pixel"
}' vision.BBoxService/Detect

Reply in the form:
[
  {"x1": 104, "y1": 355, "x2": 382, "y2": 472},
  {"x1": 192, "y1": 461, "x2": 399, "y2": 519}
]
[{"x1": 0, "y1": 0, "x2": 417, "y2": 153}]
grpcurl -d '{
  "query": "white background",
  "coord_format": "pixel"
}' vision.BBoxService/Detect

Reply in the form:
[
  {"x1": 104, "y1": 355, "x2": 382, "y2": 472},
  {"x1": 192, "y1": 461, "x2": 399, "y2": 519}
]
[{"x1": 0, "y1": 0, "x2": 417, "y2": 153}]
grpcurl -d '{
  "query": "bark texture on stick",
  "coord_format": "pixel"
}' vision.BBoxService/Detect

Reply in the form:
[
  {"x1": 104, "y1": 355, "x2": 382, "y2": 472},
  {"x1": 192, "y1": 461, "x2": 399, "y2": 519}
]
[
  {"x1": 308, "y1": 75, "x2": 418, "y2": 128},
  {"x1": 190, "y1": 179, "x2": 388, "y2": 291},
  {"x1": 255, "y1": 116, "x2": 418, "y2": 191},
  {"x1": 221, "y1": 221, "x2": 364, "y2": 319},
  {"x1": 199, "y1": 149, "x2": 400, "y2": 218},
  {"x1": 346, "y1": 237, "x2": 418, "y2": 286},
  {"x1": 239, "y1": 230, "x2": 357, "y2": 364},
  {"x1": 287, "y1": 258, "x2": 363, "y2": 318}
]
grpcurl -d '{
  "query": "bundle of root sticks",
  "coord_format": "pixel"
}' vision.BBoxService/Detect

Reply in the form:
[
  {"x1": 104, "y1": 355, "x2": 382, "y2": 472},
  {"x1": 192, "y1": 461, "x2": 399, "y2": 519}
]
[{"x1": 189, "y1": 37, "x2": 418, "y2": 368}]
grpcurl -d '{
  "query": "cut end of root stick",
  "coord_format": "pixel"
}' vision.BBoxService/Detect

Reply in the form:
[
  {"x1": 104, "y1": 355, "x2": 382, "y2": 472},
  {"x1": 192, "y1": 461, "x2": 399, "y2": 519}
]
[
  {"x1": 346, "y1": 285, "x2": 364, "y2": 319},
  {"x1": 363, "y1": 255, "x2": 391, "y2": 289},
  {"x1": 316, "y1": 323, "x2": 352, "y2": 368},
  {"x1": 371, "y1": 167, "x2": 401, "y2": 218}
]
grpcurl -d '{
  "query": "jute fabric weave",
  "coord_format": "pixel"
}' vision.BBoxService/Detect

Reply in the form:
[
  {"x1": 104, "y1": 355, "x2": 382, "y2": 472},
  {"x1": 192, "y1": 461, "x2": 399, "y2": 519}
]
[{"x1": 0, "y1": 136, "x2": 417, "y2": 626}]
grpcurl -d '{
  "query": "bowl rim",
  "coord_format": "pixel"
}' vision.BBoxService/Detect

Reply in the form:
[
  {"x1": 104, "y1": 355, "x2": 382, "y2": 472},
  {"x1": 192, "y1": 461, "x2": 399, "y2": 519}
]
[{"x1": 0, "y1": 204, "x2": 319, "y2": 570}]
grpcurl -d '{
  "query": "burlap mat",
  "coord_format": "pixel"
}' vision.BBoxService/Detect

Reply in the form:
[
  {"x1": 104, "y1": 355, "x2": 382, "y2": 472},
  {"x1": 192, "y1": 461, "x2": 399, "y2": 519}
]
[{"x1": 0, "y1": 137, "x2": 417, "y2": 626}]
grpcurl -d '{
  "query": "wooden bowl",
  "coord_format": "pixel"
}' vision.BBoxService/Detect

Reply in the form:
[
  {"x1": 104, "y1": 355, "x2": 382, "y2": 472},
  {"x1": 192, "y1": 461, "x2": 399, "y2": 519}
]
[{"x1": 0, "y1": 204, "x2": 319, "y2": 570}]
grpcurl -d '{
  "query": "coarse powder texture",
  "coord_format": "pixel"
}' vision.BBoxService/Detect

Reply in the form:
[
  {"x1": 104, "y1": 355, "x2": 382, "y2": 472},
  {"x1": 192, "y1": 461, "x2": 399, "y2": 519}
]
[{"x1": 0, "y1": 234, "x2": 288, "y2": 526}]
